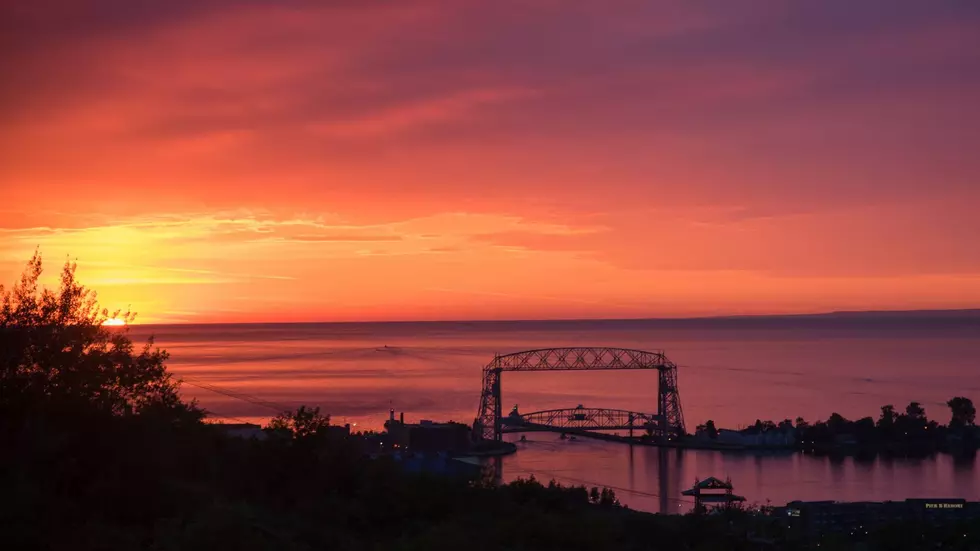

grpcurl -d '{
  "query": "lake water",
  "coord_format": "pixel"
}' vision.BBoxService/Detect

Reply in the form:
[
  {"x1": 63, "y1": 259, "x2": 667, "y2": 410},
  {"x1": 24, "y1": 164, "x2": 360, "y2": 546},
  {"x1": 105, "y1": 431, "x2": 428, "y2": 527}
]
[{"x1": 130, "y1": 314, "x2": 980, "y2": 511}]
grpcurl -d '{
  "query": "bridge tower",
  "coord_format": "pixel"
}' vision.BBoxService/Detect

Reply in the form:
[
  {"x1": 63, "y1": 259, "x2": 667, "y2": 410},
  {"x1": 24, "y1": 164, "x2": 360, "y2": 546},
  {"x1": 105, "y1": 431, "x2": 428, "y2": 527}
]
[{"x1": 473, "y1": 347, "x2": 685, "y2": 443}]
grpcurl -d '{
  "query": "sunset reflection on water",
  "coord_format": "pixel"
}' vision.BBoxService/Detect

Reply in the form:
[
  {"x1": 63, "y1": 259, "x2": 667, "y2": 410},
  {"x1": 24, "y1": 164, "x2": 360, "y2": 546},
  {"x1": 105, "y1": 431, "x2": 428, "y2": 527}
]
[{"x1": 131, "y1": 318, "x2": 980, "y2": 511}]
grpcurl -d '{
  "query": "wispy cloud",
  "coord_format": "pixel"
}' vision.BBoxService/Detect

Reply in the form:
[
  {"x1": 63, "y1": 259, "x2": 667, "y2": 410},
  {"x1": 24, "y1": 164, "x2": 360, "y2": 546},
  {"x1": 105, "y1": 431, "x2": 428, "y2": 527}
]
[
  {"x1": 2, "y1": 1, "x2": 979, "y2": 320},
  {"x1": 426, "y1": 287, "x2": 653, "y2": 311},
  {"x1": 308, "y1": 87, "x2": 539, "y2": 138},
  {"x1": 0, "y1": 208, "x2": 612, "y2": 320}
]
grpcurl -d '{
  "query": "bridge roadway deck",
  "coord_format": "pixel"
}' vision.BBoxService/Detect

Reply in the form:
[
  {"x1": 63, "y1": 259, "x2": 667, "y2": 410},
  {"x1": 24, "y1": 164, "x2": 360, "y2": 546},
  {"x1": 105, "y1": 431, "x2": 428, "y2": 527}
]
[{"x1": 501, "y1": 422, "x2": 646, "y2": 433}]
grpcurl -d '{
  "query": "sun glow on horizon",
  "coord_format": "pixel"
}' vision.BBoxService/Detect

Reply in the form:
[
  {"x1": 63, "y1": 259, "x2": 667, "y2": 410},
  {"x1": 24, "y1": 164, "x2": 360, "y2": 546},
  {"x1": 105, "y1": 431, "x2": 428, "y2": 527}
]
[
  {"x1": 1, "y1": 2, "x2": 979, "y2": 322},
  {"x1": 102, "y1": 318, "x2": 127, "y2": 327}
]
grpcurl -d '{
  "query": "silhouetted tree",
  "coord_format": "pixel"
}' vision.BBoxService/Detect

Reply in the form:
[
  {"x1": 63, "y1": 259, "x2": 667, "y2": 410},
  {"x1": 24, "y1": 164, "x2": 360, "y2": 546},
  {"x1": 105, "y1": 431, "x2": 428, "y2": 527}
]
[
  {"x1": 599, "y1": 487, "x2": 620, "y2": 507},
  {"x1": 947, "y1": 397, "x2": 976, "y2": 428},
  {"x1": 878, "y1": 405, "x2": 897, "y2": 431},
  {"x1": 905, "y1": 401, "x2": 926, "y2": 422},
  {"x1": 899, "y1": 402, "x2": 929, "y2": 436},
  {"x1": 0, "y1": 251, "x2": 199, "y2": 422},
  {"x1": 703, "y1": 419, "x2": 718, "y2": 438},
  {"x1": 794, "y1": 399, "x2": 977, "y2": 455},
  {"x1": 853, "y1": 417, "x2": 876, "y2": 444},
  {"x1": 828, "y1": 412, "x2": 850, "y2": 434},
  {"x1": 267, "y1": 406, "x2": 331, "y2": 439}
]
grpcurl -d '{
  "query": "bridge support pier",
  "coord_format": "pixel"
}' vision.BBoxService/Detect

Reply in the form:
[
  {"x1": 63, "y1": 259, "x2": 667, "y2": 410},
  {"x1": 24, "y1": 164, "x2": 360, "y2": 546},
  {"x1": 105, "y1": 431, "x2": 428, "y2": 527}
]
[
  {"x1": 474, "y1": 366, "x2": 503, "y2": 442},
  {"x1": 659, "y1": 369, "x2": 667, "y2": 444},
  {"x1": 492, "y1": 368, "x2": 502, "y2": 442}
]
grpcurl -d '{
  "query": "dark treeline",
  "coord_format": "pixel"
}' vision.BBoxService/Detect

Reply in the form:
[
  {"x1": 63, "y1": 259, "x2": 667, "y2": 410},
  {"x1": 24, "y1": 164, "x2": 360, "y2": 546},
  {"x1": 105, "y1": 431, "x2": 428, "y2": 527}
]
[
  {"x1": 0, "y1": 254, "x2": 757, "y2": 550},
  {"x1": 793, "y1": 398, "x2": 978, "y2": 456},
  {"x1": 698, "y1": 398, "x2": 978, "y2": 456},
  {"x1": 4, "y1": 254, "x2": 979, "y2": 550}
]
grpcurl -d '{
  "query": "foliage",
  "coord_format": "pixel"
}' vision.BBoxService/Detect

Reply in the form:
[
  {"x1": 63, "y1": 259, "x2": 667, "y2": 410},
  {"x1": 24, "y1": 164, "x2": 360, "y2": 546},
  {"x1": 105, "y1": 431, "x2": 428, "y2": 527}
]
[
  {"x1": 731, "y1": 396, "x2": 978, "y2": 457},
  {"x1": 947, "y1": 397, "x2": 976, "y2": 428},
  {"x1": 905, "y1": 401, "x2": 926, "y2": 423},
  {"x1": 695, "y1": 419, "x2": 718, "y2": 438},
  {"x1": 0, "y1": 251, "x2": 200, "y2": 422},
  {"x1": 878, "y1": 404, "x2": 898, "y2": 430},
  {"x1": 267, "y1": 406, "x2": 332, "y2": 439},
  {"x1": 584, "y1": 485, "x2": 620, "y2": 507}
]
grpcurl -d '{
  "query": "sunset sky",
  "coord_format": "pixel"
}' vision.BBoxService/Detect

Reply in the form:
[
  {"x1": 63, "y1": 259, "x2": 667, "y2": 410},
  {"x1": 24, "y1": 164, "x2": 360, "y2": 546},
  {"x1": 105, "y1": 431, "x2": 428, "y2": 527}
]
[{"x1": 2, "y1": 1, "x2": 979, "y2": 323}]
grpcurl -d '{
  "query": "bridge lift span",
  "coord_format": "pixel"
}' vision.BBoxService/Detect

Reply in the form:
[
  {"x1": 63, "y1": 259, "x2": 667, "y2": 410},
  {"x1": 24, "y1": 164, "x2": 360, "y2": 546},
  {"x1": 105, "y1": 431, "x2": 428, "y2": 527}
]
[
  {"x1": 501, "y1": 405, "x2": 663, "y2": 438},
  {"x1": 473, "y1": 347, "x2": 685, "y2": 443}
]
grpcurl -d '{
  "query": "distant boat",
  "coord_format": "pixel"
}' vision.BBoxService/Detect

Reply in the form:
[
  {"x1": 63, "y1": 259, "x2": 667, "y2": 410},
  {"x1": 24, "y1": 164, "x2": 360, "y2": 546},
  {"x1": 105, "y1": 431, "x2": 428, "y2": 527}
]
[{"x1": 560, "y1": 433, "x2": 567, "y2": 440}]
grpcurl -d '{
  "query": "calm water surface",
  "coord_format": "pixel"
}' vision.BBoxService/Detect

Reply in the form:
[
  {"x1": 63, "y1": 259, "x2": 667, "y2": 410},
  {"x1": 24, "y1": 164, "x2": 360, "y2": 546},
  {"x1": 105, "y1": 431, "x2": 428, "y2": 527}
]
[{"x1": 131, "y1": 316, "x2": 980, "y2": 511}]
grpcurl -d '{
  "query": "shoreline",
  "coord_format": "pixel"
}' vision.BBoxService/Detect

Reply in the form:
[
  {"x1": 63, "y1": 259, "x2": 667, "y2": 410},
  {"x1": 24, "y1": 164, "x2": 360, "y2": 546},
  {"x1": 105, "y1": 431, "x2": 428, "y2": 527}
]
[{"x1": 504, "y1": 430, "x2": 979, "y2": 458}]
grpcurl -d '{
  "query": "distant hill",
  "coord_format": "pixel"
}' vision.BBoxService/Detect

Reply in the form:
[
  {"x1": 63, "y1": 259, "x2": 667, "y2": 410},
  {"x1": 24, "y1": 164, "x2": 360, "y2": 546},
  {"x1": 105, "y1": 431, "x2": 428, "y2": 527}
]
[
  {"x1": 132, "y1": 309, "x2": 980, "y2": 328},
  {"x1": 704, "y1": 309, "x2": 980, "y2": 321}
]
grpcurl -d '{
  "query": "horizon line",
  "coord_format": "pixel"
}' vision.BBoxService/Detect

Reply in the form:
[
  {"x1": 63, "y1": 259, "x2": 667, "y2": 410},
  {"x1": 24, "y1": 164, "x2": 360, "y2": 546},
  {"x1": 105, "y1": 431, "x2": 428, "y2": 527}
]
[{"x1": 127, "y1": 307, "x2": 980, "y2": 326}]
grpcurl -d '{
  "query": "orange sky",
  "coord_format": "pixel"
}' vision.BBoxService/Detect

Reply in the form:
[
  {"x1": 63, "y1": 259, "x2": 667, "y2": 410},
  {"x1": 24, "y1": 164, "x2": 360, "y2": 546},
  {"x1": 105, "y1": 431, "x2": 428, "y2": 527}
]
[{"x1": 2, "y1": 1, "x2": 979, "y2": 323}]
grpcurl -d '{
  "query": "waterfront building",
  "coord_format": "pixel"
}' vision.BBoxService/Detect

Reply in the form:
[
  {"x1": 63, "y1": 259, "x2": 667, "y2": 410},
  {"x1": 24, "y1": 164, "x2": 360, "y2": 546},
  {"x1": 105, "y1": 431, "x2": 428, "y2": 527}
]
[
  {"x1": 384, "y1": 409, "x2": 471, "y2": 454},
  {"x1": 777, "y1": 498, "x2": 980, "y2": 538}
]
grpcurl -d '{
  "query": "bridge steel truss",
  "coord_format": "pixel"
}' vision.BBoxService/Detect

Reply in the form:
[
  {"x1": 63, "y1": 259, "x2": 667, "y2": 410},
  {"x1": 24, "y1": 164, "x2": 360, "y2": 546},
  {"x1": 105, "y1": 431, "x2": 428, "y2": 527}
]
[
  {"x1": 500, "y1": 407, "x2": 662, "y2": 435},
  {"x1": 473, "y1": 347, "x2": 685, "y2": 442}
]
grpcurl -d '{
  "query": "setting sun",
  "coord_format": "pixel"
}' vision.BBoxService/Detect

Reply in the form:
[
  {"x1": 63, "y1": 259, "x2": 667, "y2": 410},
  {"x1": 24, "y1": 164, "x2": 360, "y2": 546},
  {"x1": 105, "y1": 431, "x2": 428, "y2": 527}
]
[{"x1": 102, "y1": 318, "x2": 126, "y2": 327}]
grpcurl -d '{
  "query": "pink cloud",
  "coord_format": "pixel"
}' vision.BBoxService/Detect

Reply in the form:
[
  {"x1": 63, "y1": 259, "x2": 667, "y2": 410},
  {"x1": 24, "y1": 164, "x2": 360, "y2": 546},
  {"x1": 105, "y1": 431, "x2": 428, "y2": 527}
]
[
  {"x1": 308, "y1": 87, "x2": 539, "y2": 138},
  {"x1": 2, "y1": 1, "x2": 979, "y2": 319}
]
